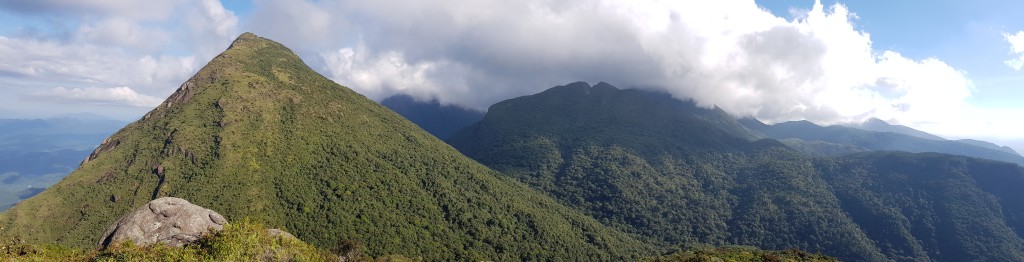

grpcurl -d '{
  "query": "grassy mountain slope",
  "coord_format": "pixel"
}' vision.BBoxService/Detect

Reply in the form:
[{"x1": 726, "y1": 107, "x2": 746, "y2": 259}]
[
  {"x1": 645, "y1": 246, "x2": 837, "y2": 262},
  {"x1": 0, "y1": 33, "x2": 649, "y2": 261},
  {"x1": 449, "y1": 82, "x2": 1024, "y2": 261},
  {"x1": 449, "y1": 82, "x2": 886, "y2": 261}
]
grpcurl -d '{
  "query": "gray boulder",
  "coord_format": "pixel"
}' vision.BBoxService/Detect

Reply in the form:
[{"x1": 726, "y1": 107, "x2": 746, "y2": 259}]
[{"x1": 99, "y1": 197, "x2": 228, "y2": 249}]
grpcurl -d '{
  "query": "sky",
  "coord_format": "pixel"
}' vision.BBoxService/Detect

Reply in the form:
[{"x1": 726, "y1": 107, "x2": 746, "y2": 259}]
[{"x1": 0, "y1": 0, "x2": 1023, "y2": 151}]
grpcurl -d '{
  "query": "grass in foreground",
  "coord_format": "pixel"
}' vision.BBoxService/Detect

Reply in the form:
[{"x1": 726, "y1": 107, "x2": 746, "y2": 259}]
[
  {"x1": 644, "y1": 246, "x2": 838, "y2": 262},
  {"x1": 0, "y1": 221, "x2": 418, "y2": 261}
]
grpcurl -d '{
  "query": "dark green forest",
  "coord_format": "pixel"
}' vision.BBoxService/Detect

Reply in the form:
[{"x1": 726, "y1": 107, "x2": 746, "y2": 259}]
[{"x1": 449, "y1": 82, "x2": 1024, "y2": 261}]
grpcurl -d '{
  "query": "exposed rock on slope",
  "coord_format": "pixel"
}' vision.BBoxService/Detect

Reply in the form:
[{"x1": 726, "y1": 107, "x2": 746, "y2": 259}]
[{"x1": 99, "y1": 197, "x2": 226, "y2": 249}]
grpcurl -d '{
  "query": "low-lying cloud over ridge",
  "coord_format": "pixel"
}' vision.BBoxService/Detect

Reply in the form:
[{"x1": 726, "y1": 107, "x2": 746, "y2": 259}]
[
  {"x1": 259, "y1": 0, "x2": 974, "y2": 128},
  {"x1": 2, "y1": 0, "x2": 1019, "y2": 144}
]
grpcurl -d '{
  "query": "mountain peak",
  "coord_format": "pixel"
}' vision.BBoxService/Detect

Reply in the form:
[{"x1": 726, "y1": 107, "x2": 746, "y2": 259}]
[
  {"x1": 237, "y1": 31, "x2": 259, "y2": 40},
  {"x1": 558, "y1": 81, "x2": 592, "y2": 91},
  {"x1": 593, "y1": 81, "x2": 618, "y2": 90},
  {"x1": 226, "y1": 32, "x2": 271, "y2": 50},
  {"x1": 137, "y1": 32, "x2": 307, "y2": 125},
  {"x1": 854, "y1": 117, "x2": 946, "y2": 141},
  {"x1": 864, "y1": 117, "x2": 887, "y2": 125},
  {"x1": 543, "y1": 81, "x2": 626, "y2": 98},
  {"x1": 2, "y1": 33, "x2": 646, "y2": 260}
]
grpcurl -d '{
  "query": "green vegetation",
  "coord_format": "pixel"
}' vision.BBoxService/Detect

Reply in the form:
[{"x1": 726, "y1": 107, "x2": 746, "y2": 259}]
[
  {"x1": 0, "y1": 33, "x2": 649, "y2": 260},
  {"x1": 818, "y1": 152, "x2": 1024, "y2": 261},
  {"x1": 449, "y1": 82, "x2": 1024, "y2": 261},
  {"x1": 5, "y1": 222, "x2": 821, "y2": 262},
  {"x1": 644, "y1": 246, "x2": 837, "y2": 262},
  {"x1": 1, "y1": 220, "x2": 409, "y2": 261}
]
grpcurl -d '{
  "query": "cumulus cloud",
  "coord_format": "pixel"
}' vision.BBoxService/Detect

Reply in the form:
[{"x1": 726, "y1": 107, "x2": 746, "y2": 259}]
[
  {"x1": 0, "y1": 0, "x2": 183, "y2": 20},
  {"x1": 183, "y1": 0, "x2": 239, "y2": 57},
  {"x1": 0, "y1": 0, "x2": 987, "y2": 136},
  {"x1": 245, "y1": 0, "x2": 334, "y2": 50},
  {"x1": 0, "y1": 0, "x2": 237, "y2": 114},
  {"x1": 26, "y1": 86, "x2": 163, "y2": 107},
  {"x1": 0, "y1": 35, "x2": 196, "y2": 92},
  {"x1": 245, "y1": 0, "x2": 974, "y2": 127},
  {"x1": 74, "y1": 18, "x2": 173, "y2": 52},
  {"x1": 1004, "y1": 31, "x2": 1024, "y2": 70},
  {"x1": 321, "y1": 46, "x2": 449, "y2": 101}
]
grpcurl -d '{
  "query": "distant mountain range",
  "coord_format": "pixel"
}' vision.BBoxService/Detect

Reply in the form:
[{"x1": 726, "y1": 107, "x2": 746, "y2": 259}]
[
  {"x1": 846, "y1": 118, "x2": 947, "y2": 141},
  {"x1": 0, "y1": 117, "x2": 123, "y2": 210},
  {"x1": 739, "y1": 118, "x2": 1024, "y2": 165},
  {"x1": 848, "y1": 118, "x2": 1020, "y2": 155},
  {"x1": 379, "y1": 94, "x2": 483, "y2": 140}
]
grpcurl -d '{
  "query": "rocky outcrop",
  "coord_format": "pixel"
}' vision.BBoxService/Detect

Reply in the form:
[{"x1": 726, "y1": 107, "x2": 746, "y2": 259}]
[
  {"x1": 98, "y1": 197, "x2": 227, "y2": 249},
  {"x1": 267, "y1": 228, "x2": 296, "y2": 240}
]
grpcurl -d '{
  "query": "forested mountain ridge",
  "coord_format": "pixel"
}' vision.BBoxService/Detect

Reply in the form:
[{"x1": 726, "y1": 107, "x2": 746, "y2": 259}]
[
  {"x1": 449, "y1": 82, "x2": 1024, "y2": 262},
  {"x1": 819, "y1": 151, "x2": 1024, "y2": 261},
  {"x1": 449, "y1": 81, "x2": 760, "y2": 157},
  {"x1": 741, "y1": 118, "x2": 1024, "y2": 165},
  {"x1": 0, "y1": 33, "x2": 651, "y2": 261}
]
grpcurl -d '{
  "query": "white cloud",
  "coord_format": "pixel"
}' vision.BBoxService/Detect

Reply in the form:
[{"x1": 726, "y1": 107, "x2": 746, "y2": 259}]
[
  {"x1": 0, "y1": 0, "x2": 998, "y2": 142},
  {"x1": 1004, "y1": 31, "x2": 1024, "y2": 71},
  {"x1": 184, "y1": 0, "x2": 239, "y2": 57},
  {"x1": 286, "y1": 0, "x2": 975, "y2": 127},
  {"x1": 27, "y1": 86, "x2": 163, "y2": 107},
  {"x1": 74, "y1": 18, "x2": 173, "y2": 52},
  {"x1": 0, "y1": 0, "x2": 238, "y2": 116},
  {"x1": 0, "y1": 0, "x2": 183, "y2": 20},
  {"x1": 0, "y1": 36, "x2": 197, "y2": 93},
  {"x1": 245, "y1": 0, "x2": 333, "y2": 50},
  {"x1": 321, "y1": 45, "x2": 448, "y2": 101}
]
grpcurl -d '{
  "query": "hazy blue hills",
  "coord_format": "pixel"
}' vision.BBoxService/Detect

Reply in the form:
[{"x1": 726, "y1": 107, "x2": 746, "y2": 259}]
[
  {"x1": 847, "y1": 118, "x2": 946, "y2": 141},
  {"x1": 956, "y1": 138, "x2": 1020, "y2": 155},
  {"x1": 740, "y1": 118, "x2": 1024, "y2": 165},
  {"x1": 0, "y1": 117, "x2": 124, "y2": 210},
  {"x1": 849, "y1": 118, "x2": 1020, "y2": 155},
  {"x1": 379, "y1": 94, "x2": 483, "y2": 140},
  {"x1": 0, "y1": 117, "x2": 124, "y2": 151}
]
